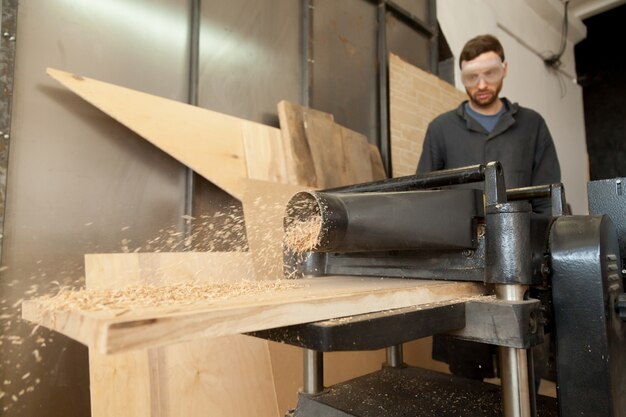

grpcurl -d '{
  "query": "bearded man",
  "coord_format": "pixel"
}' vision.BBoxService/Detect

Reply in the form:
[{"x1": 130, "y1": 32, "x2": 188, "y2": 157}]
[
  {"x1": 416, "y1": 34, "x2": 561, "y2": 214},
  {"x1": 417, "y1": 34, "x2": 562, "y2": 382}
]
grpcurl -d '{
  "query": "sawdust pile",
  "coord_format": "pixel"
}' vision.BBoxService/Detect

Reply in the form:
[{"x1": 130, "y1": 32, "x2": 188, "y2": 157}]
[{"x1": 37, "y1": 280, "x2": 306, "y2": 313}]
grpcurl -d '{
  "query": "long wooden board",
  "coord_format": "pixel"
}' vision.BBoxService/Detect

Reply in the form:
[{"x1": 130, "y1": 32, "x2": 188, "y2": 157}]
[
  {"x1": 46, "y1": 68, "x2": 286, "y2": 199},
  {"x1": 22, "y1": 277, "x2": 484, "y2": 355}
]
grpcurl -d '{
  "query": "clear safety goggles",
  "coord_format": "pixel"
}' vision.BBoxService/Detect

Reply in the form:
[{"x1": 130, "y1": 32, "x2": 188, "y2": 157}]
[{"x1": 460, "y1": 58, "x2": 505, "y2": 87}]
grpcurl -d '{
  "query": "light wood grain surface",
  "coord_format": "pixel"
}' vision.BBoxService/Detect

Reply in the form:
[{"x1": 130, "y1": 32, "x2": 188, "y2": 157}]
[
  {"x1": 23, "y1": 277, "x2": 484, "y2": 355},
  {"x1": 47, "y1": 68, "x2": 286, "y2": 200},
  {"x1": 277, "y1": 100, "x2": 333, "y2": 186}
]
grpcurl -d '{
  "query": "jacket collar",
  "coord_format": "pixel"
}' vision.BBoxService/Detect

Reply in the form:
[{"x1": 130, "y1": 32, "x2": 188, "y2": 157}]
[{"x1": 456, "y1": 98, "x2": 518, "y2": 138}]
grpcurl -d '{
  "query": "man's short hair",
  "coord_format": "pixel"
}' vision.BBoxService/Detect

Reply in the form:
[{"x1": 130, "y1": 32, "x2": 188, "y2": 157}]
[{"x1": 459, "y1": 34, "x2": 505, "y2": 69}]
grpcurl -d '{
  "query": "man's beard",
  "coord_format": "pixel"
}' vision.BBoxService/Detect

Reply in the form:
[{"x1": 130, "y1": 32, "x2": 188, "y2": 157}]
[{"x1": 466, "y1": 81, "x2": 503, "y2": 109}]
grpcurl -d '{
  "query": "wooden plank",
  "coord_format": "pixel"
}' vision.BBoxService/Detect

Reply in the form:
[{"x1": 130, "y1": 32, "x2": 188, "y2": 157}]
[
  {"x1": 369, "y1": 144, "x2": 388, "y2": 180},
  {"x1": 89, "y1": 349, "x2": 152, "y2": 417},
  {"x1": 241, "y1": 121, "x2": 289, "y2": 184},
  {"x1": 83, "y1": 251, "x2": 280, "y2": 417},
  {"x1": 144, "y1": 336, "x2": 278, "y2": 417},
  {"x1": 302, "y1": 112, "x2": 347, "y2": 188},
  {"x1": 339, "y1": 126, "x2": 374, "y2": 184},
  {"x1": 277, "y1": 100, "x2": 334, "y2": 187},
  {"x1": 47, "y1": 68, "x2": 283, "y2": 199},
  {"x1": 22, "y1": 277, "x2": 485, "y2": 355},
  {"x1": 85, "y1": 252, "x2": 257, "y2": 286}
]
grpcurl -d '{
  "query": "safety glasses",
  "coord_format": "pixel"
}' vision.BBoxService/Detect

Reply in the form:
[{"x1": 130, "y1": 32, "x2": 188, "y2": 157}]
[{"x1": 461, "y1": 58, "x2": 505, "y2": 88}]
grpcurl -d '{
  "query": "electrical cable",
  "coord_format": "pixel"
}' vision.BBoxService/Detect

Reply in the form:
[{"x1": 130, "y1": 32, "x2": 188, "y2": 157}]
[{"x1": 543, "y1": 0, "x2": 570, "y2": 69}]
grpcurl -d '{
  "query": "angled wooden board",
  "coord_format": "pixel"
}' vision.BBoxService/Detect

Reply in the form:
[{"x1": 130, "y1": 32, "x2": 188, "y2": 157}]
[
  {"x1": 241, "y1": 121, "x2": 289, "y2": 184},
  {"x1": 22, "y1": 277, "x2": 484, "y2": 355},
  {"x1": 47, "y1": 68, "x2": 284, "y2": 199}
]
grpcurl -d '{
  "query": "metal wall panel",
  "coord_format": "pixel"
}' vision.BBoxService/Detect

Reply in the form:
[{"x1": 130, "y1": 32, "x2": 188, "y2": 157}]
[
  {"x1": 390, "y1": 0, "x2": 430, "y2": 22},
  {"x1": 312, "y1": 0, "x2": 378, "y2": 144},
  {"x1": 198, "y1": 0, "x2": 301, "y2": 126},
  {"x1": 1, "y1": 1, "x2": 189, "y2": 416},
  {"x1": 386, "y1": 11, "x2": 432, "y2": 72},
  {"x1": 0, "y1": 1, "x2": 438, "y2": 416},
  {"x1": 194, "y1": 0, "x2": 301, "y2": 249}
]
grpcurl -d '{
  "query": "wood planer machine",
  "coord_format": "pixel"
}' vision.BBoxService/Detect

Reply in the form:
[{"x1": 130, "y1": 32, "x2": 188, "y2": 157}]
[{"x1": 251, "y1": 162, "x2": 626, "y2": 417}]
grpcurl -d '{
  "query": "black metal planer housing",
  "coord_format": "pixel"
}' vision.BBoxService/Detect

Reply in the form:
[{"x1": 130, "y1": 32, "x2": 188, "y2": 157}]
[{"x1": 250, "y1": 162, "x2": 626, "y2": 417}]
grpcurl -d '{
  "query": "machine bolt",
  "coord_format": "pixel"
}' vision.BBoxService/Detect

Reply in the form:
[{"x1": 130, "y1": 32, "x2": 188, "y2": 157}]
[{"x1": 617, "y1": 293, "x2": 626, "y2": 321}]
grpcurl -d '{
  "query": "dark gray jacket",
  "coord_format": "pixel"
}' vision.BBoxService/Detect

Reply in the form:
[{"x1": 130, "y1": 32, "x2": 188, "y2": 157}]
[{"x1": 416, "y1": 98, "x2": 561, "y2": 212}]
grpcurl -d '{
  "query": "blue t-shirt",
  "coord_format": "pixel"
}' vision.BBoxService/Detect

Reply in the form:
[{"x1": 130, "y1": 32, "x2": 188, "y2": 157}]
[{"x1": 464, "y1": 102, "x2": 507, "y2": 133}]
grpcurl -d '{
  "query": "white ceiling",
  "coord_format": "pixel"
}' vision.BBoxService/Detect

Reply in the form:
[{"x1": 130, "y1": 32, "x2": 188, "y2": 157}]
[
  {"x1": 568, "y1": 0, "x2": 626, "y2": 19},
  {"x1": 525, "y1": 0, "x2": 625, "y2": 43}
]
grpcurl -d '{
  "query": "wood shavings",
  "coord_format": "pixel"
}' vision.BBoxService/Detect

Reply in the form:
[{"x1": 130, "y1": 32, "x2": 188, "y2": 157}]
[
  {"x1": 284, "y1": 216, "x2": 322, "y2": 252},
  {"x1": 35, "y1": 280, "x2": 307, "y2": 312},
  {"x1": 283, "y1": 194, "x2": 324, "y2": 253}
]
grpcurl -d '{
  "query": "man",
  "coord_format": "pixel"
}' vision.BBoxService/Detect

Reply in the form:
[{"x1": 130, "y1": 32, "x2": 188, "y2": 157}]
[
  {"x1": 419, "y1": 34, "x2": 562, "y2": 381},
  {"x1": 417, "y1": 34, "x2": 561, "y2": 213}
]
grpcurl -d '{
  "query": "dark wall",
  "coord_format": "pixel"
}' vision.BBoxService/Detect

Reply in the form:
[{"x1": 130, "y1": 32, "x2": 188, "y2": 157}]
[{"x1": 575, "y1": 4, "x2": 626, "y2": 181}]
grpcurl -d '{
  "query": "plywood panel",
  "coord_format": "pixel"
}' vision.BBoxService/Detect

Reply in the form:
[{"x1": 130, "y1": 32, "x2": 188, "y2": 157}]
[
  {"x1": 389, "y1": 53, "x2": 465, "y2": 177},
  {"x1": 89, "y1": 349, "x2": 152, "y2": 417},
  {"x1": 83, "y1": 250, "x2": 279, "y2": 417}
]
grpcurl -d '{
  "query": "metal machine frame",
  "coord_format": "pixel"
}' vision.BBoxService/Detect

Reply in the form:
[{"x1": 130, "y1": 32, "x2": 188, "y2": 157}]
[{"x1": 252, "y1": 162, "x2": 626, "y2": 417}]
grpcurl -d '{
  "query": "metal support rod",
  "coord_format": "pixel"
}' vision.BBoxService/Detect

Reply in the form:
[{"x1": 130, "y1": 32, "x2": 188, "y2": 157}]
[
  {"x1": 496, "y1": 285, "x2": 532, "y2": 417},
  {"x1": 184, "y1": 0, "x2": 201, "y2": 244},
  {"x1": 386, "y1": 344, "x2": 403, "y2": 368},
  {"x1": 303, "y1": 348, "x2": 323, "y2": 394},
  {"x1": 0, "y1": 0, "x2": 19, "y2": 263},
  {"x1": 376, "y1": 1, "x2": 391, "y2": 177},
  {"x1": 301, "y1": 0, "x2": 313, "y2": 106}
]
